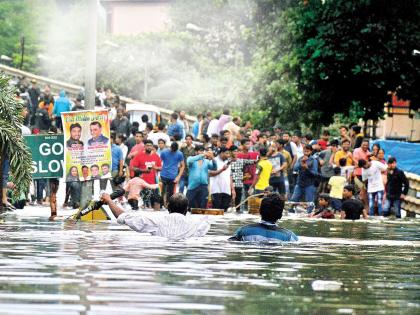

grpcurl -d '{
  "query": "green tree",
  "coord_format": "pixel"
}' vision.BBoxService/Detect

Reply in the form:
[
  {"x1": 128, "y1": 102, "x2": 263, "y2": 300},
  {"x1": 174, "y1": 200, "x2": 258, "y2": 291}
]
[
  {"x1": 252, "y1": 0, "x2": 420, "y2": 128},
  {"x1": 0, "y1": 73, "x2": 32, "y2": 207},
  {"x1": 0, "y1": 0, "x2": 44, "y2": 71}
]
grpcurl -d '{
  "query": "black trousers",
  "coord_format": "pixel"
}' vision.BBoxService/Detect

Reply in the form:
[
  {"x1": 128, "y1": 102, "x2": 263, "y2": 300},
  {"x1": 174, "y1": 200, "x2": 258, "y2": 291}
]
[
  {"x1": 140, "y1": 188, "x2": 160, "y2": 207},
  {"x1": 234, "y1": 187, "x2": 243, "y2": 209},
  {"x1": 161, "y1": 177, "x2": 175, "y2": 206},
  {"x1": 212, "y1": 193, "x2": 231, "y2": 211},
  {"x1": 269, "y1": 177, "x2": 286, "y2": 194}
]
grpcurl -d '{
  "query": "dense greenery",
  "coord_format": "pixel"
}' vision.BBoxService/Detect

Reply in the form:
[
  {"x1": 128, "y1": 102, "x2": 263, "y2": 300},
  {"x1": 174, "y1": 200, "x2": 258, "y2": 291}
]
[
  {"x1": 0, "y1": 0, "x2": 418, "y2": 130},
  {"x1": 0, "y1": 0, "x2": 45, "y2": 71},
  {"x1": 253, "y1": 0, "x2": 420, "y2": 128}
]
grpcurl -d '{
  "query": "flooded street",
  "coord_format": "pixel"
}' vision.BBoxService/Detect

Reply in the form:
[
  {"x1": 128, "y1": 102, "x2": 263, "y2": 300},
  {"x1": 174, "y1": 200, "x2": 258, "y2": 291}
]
[{"x1": 0, "y1": 212, "x2": 418, "y2": 314}]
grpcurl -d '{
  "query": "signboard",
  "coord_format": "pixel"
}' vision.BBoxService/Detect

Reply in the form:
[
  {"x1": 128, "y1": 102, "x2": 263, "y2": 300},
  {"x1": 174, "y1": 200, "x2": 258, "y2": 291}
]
[
  {"x1": 389, "y1": 94, "x2": 411, "y2": 115},
  {"x1": 24, "y1": 134, "x2": 64, "y2": 179},
  {"x1": 62, "y1": 110, "x2": 111, "y2": 182}
]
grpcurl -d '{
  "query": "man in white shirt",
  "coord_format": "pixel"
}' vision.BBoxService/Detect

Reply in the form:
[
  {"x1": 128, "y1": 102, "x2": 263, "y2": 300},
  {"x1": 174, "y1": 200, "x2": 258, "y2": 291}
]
[
  {"x1": 207, "y1": 117, "x2": 220, "y2": 138},
  {"x1": 101, "y1": 193, "x2": 210, "y2": 240},
  {"x1": 359, "y1": 159, "x2": 387, "y2": 216},
  {"x1": 138, "y1": 114, "x2": 149, "y2": 132},
  {"x1": 209, "y1": 147, "x2": 235, "y2": 211},
  {"x1": 148, "y1": 123, "x2": 171, "y2": 146}
]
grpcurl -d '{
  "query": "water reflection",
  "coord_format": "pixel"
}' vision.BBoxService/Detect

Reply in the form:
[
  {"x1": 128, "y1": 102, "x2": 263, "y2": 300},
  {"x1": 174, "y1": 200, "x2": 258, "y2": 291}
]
[{"x1": 0, "y1": 213, "x2": 418, "y2": 314}]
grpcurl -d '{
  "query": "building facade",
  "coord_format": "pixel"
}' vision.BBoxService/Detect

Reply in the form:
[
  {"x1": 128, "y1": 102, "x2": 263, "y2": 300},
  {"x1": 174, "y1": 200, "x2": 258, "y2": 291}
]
[{"x1": 101, "y1": 0, "x2": 171, "y2": 35}]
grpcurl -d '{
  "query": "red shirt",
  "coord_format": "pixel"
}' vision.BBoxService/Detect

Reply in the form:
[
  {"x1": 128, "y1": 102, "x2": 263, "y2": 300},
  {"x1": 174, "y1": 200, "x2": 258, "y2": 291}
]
[
  {"x1": 318, "y1": 139, "x2": 328, "y2": 150},
  {"x1": 130, "y1": 152, "x2": 162, "y2": 184},
  {"x1": 237, "y1": 151, "x2": 259, "y2": 185}
]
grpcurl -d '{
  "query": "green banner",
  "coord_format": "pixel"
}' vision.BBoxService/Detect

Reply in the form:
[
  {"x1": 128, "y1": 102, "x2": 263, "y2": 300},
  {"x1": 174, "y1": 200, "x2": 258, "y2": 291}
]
[{"x1": 24, "y1": 134, "x2": 64, "y2": 179}]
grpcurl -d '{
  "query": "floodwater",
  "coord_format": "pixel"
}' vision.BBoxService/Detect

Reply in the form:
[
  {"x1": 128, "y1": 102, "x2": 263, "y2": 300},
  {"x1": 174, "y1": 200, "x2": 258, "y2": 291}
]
[{"x1": 0, "y1": 210, "x2": 419, "y2": 315}]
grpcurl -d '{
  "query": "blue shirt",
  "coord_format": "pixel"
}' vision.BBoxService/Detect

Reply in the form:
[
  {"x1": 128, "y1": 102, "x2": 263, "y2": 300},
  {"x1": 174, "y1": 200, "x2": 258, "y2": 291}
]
[
  {"x1": 88, "y1": 134, "x2": 109, "y2": 146},
  {"x1": 111, "y1": 143, "x2": 123, "y2": 171},
  {"x1": 192, "y1": 121, "x2": 200, "y2": 138},
  {"x1": 230, "y1": 221, "x2": 298, "y2": 242},
  {"x1": 293, "y1": 156, "x2": 318, "y2": 187},
  {"x1": 186, "y1": 155, "x2": 217, "y2": 190},
  {"x1": 160, "y1": 149, "x2": 184, "y2": 180},
  {"x1": 52, "y1": 91, "x2": 71, "y2": 116},
  {"x1": 167, "y1": 123, "x2": 183, "y2": 139}
]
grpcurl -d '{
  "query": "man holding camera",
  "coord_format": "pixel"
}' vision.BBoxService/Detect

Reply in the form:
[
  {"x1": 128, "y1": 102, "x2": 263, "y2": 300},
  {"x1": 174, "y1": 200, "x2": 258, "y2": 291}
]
[{"x1": 290, "y1": 144, "x2": 319, "y2": 212}]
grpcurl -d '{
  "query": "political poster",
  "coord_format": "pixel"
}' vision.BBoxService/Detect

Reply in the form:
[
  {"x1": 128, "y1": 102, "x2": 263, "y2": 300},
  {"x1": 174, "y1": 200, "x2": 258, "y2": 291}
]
[
  {"x1": 24, "y1": 134, "x2": 64, "y2": 179},
  {"x1": 62, "y1": 110, "x2": 112, "y2": 182}
]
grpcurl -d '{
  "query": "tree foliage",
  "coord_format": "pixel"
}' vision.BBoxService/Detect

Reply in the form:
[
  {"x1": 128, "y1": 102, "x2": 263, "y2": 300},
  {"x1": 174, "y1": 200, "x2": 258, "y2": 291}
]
[
  {"x1": 0, "y1": 0, "x2": 45, "y2": 71},
  {"x1": 253, "y1": 0, "x2": 420, "y2": 128},
  {"x1": 0, "y1": 73, "x2": 32, "y2": 198},
  {"x1": 1, "y1": 0, "x2": 419, "y2": 133}
]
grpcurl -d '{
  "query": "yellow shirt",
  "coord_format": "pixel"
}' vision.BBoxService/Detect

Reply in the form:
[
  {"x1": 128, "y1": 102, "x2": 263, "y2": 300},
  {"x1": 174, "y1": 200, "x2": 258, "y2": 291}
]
[
  {"x1": 255, "y1": 159, "x2": 273, "y2": 190},
  {"x1": 334, "y1": 150, "x2": 353, "y2": 166},
  {"x1": 328, "y1": 176, "x2": 347, "y2": 199}
]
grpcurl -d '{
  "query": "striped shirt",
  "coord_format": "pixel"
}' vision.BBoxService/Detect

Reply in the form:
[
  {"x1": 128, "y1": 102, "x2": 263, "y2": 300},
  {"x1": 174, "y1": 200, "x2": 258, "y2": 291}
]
[{"x1": 117, "y1": 211, "x2": 210, "y2": 240}]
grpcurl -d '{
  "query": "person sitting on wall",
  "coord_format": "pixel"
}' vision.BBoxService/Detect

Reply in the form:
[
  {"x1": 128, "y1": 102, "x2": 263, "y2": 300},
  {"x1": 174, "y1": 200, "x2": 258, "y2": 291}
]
[{"x1": 229, "y1": 193, "x2": 298, "y2": 242}]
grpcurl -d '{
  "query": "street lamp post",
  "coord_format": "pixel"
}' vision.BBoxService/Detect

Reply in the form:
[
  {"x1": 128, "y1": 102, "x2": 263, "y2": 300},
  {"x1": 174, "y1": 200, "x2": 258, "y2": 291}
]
[{"x1": 85, "y1": 0, "x2": 98, "y2": 110}]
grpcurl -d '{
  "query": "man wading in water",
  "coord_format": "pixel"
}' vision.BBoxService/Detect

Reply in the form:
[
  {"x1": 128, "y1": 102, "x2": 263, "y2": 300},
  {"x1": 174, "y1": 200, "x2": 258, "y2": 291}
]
[
  {"x1": 229, "y1": 193, "x2": 298, "y2": 242},
  {"x1": 101, "y1": 193, "x2": 210, "y2": 240}
]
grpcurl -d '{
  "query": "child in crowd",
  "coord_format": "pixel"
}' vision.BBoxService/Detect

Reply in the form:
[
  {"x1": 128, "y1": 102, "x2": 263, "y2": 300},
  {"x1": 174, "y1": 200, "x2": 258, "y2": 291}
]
[
  {"x1": 339, "y1": 157, "x2": 353, "y2": 183},
  {"x1": 123, "y1": 169, "x2": 159, "y2": 210},
  {"x1": 310, "y1": 194, "x2": 335, "y2": 219},
  {"x1": 328, "y1": 167, "x2": 346, "y2": 211}
]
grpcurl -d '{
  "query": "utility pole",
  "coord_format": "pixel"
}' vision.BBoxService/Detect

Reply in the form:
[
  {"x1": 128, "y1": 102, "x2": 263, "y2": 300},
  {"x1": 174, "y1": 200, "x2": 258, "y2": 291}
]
[
  {"x1": 19, "y1": 36, "x2": 25, "y2": 70},
  {"x1": 85, "y1": 0, "x2": 98, "y2": 110},
  {"x1": 144, "y1": 64, "x2": 148, "y2": 100}
]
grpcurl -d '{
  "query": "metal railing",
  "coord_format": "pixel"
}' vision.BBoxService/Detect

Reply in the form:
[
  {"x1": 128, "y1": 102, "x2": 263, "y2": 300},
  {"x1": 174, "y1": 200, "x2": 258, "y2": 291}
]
[{"x1": 0, "y1": 64, "x2": 196, "y2": 124}]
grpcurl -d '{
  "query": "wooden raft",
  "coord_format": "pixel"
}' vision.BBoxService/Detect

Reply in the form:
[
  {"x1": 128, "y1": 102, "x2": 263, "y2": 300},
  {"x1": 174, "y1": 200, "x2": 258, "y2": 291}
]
[{"x1": 191, "y1": 208, "x2": 224, "y2": 215}]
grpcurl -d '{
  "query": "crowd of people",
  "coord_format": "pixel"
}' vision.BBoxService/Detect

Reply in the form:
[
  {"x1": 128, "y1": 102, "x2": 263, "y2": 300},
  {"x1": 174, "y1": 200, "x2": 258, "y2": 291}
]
[
  {"x1": 3, "y1": 78, "x2": 410, "y2": 224},
  {"x1": 108, "y1": 107, "x2": 408, "y2": 221}
]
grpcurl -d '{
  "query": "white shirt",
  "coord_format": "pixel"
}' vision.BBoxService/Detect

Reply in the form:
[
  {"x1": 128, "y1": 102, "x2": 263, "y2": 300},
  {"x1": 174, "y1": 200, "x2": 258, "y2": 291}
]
[
  {"x1": 207, "y1": 119, "x2": 219, "y2": 137},
  {"x1": 138, "y1": 122, "x2": 147, "y2": 132},
  {"x1": 294, "y1": 142, "x2": 304, "y2": 159},
  {"x1": 117, "y1": 211, "x2": 210, "y2": 240},
  {"x1": 148, "y1": 132, "x2": 171, "y2": 146},
  {"x1": 362, "y1": 160, "x2": 387, "y2": 193},
  {"x1": 20, "y1": 124, "x2": 31, "y2": 135},
  {"x1": 120, "y1": 143, "x2": 128, "y2": 161},
  {"x1": 210, "y1": 156, "x2": 231, "y2": 195},
  {"x1": 109, "y1": 107, "x2": 117, "y2": 121}
]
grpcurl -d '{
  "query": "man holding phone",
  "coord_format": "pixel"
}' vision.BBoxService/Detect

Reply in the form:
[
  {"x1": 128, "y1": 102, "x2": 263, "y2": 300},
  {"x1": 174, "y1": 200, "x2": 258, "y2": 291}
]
[
  {"x1": 186, "y1": 146, "x2": 217, "y2": 208},
  {"x1": 209, "y1": 147, "x2": 235, "y2": 211}
]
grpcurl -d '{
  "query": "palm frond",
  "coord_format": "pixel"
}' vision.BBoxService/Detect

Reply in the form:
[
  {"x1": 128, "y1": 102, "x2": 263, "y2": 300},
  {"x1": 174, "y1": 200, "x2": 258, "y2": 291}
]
[{"x1": 0, "y1": 72, "x2": 32, "y2": 198}]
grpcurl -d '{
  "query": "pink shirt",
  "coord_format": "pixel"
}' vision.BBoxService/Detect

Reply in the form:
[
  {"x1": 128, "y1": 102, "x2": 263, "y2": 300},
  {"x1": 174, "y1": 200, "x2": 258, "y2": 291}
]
[
  {"x1": 353, "y1": 148, "x2": 370, "y2": 176},
  {"x1": 128, "y1": 143, "x2": 145, "y2": 158},
  {"x1": 124, "y1": 177, "x2": 158, "y2": 200}
]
